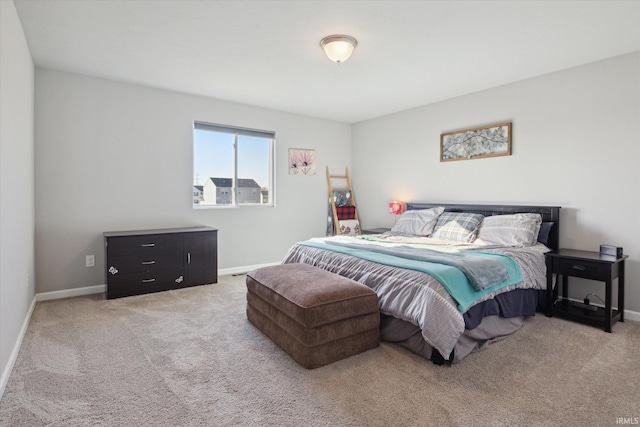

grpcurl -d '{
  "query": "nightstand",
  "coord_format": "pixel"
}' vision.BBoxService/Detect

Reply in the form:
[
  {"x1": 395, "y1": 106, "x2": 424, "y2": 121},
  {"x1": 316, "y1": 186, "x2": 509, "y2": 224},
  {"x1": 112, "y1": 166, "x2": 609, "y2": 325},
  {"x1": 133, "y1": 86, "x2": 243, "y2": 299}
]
[
  {"x1": 545, "y1": 249, "x2": 627, "y2": 332},
  {"x1": 361, "y1": 228, "x2": 391, "y2": 235}
]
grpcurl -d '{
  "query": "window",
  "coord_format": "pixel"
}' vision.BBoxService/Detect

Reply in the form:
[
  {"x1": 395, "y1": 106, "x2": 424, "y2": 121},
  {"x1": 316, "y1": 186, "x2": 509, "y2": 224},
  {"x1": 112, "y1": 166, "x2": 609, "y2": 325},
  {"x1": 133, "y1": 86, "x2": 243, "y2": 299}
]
[{"x1": 193, "y1": 122, "x2": 275, "y2": 207}]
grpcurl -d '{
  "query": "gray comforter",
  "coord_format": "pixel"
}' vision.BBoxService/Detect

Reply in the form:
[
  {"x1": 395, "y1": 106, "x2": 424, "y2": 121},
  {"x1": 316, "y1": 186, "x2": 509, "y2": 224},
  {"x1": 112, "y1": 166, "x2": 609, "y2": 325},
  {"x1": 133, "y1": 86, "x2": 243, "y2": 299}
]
[
  {"x1": 282, "y1": 236, "x2": 549, "y2": 360},
  {"x1": 301, "y1": 240, "x2": 512, "y2": 290}
]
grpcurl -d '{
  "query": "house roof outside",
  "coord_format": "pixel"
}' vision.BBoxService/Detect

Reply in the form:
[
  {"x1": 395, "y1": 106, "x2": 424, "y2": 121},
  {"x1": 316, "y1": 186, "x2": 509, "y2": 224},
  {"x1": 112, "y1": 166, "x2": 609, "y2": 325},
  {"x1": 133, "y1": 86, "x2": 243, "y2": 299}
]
[
  {"x1": 208, "y1": 177, "x2": 261, "y2": 189},
  {"x1": 194, "y1": 185, "x2": 203, "y2": 192}
]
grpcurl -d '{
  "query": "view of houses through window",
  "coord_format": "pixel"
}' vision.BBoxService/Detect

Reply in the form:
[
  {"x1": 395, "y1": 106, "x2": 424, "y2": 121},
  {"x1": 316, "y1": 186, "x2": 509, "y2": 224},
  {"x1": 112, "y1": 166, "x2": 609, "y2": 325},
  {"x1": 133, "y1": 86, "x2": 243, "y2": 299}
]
[{"x1": 193, "y1": 122, "x2": 274, "y2": 207}]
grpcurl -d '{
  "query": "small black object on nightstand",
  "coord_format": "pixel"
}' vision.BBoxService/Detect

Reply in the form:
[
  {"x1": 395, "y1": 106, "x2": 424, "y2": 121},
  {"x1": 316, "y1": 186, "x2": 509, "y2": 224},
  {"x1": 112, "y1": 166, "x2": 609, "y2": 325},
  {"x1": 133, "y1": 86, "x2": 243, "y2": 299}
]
[
  {"x1": 545, "y1": 248, "x2": 627, "y2": 332},
  {"x1": 600, "y1": 244, "x2": 623, "y2": 258}
]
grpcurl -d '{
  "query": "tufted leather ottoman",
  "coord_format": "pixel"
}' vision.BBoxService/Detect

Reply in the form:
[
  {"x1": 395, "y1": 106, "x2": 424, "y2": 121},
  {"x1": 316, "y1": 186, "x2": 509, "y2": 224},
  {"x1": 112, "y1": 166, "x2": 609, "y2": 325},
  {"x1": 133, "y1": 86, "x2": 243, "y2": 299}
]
[{"x1": 246, "y1": 263, "x2": 380, "y2": 369}]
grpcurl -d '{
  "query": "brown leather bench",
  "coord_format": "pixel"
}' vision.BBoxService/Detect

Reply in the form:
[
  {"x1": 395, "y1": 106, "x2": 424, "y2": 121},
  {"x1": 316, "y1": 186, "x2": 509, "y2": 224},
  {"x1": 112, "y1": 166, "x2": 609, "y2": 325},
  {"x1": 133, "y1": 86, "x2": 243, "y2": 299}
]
[{"x1": 246, "y1": 263, "x2": 380, "y2": 369}]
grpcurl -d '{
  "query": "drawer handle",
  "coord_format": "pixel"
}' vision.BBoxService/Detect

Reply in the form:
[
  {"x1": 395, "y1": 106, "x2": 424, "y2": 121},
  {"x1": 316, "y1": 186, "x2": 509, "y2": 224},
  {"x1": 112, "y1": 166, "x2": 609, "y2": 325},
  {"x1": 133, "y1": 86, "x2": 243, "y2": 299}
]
[
  {"x1": 142, "y1": 278, "x2": 156, "y2": 283},
  {"x1": 572, "y1": 264, "x2": 587, "y2": 271},
  {"x1": 141, "y1": 243, "x2": 155, "y2": 247},
  {"x1": 141, "y1": 261, "x2": 156, "y2": 265}
]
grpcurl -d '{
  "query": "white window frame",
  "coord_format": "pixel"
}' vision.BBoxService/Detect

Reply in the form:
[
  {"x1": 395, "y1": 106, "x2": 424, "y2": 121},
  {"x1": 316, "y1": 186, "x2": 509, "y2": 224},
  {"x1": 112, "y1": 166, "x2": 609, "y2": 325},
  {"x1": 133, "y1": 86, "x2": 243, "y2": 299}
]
[{"x1": 193, "y1": 121, "x2": 275, "y2": 208}]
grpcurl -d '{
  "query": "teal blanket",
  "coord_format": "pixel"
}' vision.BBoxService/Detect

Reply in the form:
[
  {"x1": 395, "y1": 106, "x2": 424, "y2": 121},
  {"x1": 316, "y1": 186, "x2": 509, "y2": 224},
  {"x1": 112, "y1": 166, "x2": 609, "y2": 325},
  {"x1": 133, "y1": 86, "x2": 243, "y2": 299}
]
[{"x1": 298, "y1": 240, "x2": 523, "y2": 312}]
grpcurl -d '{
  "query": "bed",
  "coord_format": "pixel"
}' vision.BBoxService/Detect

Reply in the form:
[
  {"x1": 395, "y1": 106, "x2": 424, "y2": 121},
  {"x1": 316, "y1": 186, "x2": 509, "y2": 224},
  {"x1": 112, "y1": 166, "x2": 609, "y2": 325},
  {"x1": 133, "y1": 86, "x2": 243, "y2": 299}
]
[{"x1": 282, "y1": 202, "x2": 561, "y2": 364}]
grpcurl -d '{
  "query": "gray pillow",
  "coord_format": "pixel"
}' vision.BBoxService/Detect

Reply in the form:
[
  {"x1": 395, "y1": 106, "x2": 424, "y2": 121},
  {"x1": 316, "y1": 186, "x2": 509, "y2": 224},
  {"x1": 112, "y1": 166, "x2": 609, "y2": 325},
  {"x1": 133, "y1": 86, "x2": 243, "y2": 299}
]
[
  {"x1": 389, "y1": 207, "x2": 445, "y2": 236},
  {"x1": 477, "y1": 213, "x2": 542, "y2": 247}
]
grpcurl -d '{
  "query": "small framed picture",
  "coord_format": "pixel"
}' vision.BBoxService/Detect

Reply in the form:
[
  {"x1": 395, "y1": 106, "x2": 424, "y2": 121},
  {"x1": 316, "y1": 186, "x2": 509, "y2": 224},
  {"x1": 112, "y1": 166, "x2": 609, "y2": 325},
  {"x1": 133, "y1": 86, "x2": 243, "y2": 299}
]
[{"x1": 289, "y1": 148, "x2": 316, "y2": 175}]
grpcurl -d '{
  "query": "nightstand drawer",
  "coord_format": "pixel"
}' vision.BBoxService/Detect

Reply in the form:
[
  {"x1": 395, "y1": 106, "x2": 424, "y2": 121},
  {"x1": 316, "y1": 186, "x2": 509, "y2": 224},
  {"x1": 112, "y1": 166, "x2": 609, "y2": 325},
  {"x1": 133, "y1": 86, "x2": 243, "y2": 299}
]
[{"x1": 553, "y1": 258, "x2": 609, "y2": 281}]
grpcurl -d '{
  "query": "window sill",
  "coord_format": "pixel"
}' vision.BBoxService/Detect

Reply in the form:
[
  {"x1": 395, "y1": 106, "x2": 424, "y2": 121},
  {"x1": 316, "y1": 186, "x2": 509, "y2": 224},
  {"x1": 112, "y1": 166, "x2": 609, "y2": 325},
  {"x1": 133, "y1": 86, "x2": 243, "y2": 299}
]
[{"x1": 193, "y1": 204, "x2": 275, "y2": 209}]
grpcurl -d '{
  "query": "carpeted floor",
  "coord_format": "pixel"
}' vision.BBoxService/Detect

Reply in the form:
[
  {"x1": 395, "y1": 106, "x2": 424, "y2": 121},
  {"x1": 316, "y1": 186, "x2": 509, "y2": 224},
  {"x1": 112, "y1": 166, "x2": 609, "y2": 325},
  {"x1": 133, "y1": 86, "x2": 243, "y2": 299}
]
[{"x1": 1, "y1": 274, "x2": 638, "y2": 426}]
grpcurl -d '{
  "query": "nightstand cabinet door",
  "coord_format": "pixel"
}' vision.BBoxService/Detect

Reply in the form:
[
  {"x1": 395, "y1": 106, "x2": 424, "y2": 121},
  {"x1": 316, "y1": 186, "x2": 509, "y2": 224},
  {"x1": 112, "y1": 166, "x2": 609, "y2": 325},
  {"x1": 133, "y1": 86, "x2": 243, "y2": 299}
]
[{"x1": 182, "y1": 230, "x2": 218, "y2": 288}]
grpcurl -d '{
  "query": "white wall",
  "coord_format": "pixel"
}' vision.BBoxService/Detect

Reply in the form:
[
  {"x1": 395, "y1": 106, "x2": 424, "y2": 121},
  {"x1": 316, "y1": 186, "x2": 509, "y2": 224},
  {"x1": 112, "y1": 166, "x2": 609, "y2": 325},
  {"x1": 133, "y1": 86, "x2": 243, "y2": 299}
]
[
  {"x1": 352, "y1": 52, "x2": 640, "y2": 314},
  {"x1": 34, "y1": 69, "x2": 350, "y2": 293},
  {"x1": 22, "y1": 31, "x2": 640, "y2": 318},
  {"x1": 0, "y1": 0, "x2": 36, "y2": 395}
]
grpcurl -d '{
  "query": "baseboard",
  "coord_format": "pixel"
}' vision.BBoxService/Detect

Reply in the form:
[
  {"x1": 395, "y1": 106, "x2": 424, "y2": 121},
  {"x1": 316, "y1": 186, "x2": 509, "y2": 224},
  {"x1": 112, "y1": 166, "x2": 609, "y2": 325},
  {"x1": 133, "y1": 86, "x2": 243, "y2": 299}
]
[
  {"x1": 36, "y1": 284, "x2": 106, "y2": 302},
  {"x1": 0, "y1": 295, "x2": 36, "y2": 400},
  {"x1": 623, "y1": 309, "x2": 640, "y2": 322},
  {"x1": 30, "y1": 262, "x2": 280, "y2": 302},
  {"x1": 219, "y1": 262, "x2": 280, "y2": 276}
]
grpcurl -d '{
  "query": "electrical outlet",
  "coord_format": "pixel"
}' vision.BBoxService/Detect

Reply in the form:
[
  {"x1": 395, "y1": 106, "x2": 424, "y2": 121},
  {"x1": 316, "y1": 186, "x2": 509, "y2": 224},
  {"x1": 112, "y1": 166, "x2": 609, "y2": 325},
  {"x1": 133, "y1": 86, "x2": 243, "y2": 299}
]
[{"x1": 86, "y1": 255, "x2": 95, "y2": 267}]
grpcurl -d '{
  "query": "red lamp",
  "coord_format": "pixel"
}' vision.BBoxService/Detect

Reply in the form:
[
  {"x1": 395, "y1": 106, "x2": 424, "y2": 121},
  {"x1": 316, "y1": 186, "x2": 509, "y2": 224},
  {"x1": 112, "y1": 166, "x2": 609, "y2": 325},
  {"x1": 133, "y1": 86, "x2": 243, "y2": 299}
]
[{"x1": 388, "y1": 201, "x2": 405, "y2": 215}]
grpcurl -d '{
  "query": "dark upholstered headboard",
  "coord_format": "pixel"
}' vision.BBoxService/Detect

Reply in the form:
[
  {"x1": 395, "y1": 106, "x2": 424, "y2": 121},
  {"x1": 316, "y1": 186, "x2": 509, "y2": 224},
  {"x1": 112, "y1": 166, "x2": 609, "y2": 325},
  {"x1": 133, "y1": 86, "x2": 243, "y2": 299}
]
[{"x1": 405, "y1": 202, "x2": 561, "y2": 250}]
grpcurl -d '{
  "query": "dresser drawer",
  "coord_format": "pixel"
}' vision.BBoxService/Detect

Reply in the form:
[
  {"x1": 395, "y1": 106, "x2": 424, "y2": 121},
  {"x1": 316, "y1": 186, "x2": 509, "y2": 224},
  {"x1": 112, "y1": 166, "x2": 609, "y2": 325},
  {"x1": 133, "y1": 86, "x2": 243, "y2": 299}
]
[
  {"x1": 553, "y1": 258, "x2": 609, "y2": 281},
  {"x1": 107, "y1": 251, "x2": 183, "y2": 274},
  {"x1": 106, "y1": 233, "x2": 184, "y2": 256},
  {"x1": 106, "y1": 270, "x2": 184, "y2": 299}
]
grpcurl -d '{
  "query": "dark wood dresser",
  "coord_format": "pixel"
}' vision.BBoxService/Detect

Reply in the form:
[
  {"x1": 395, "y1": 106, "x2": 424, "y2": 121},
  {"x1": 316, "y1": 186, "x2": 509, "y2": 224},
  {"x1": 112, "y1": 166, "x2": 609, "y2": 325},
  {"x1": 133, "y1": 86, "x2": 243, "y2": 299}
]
[{"x1": 104, "y1": 226, "x2": 218, "y2": 299}]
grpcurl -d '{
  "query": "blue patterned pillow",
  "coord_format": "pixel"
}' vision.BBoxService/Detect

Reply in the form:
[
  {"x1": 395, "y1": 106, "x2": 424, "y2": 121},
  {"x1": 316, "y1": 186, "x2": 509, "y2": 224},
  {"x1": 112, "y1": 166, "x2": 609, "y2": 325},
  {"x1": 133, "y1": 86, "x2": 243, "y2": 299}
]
[{"x1": 432, "y1": 212, "x2": 484, "y2": 242}]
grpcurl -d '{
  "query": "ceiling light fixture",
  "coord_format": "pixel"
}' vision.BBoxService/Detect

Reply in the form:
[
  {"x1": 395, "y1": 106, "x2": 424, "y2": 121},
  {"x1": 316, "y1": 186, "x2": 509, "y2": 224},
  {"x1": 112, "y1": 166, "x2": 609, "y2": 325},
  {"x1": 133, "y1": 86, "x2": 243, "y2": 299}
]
[{"x1": 320, "y1": 35, "x2": 358, "y2": 64}]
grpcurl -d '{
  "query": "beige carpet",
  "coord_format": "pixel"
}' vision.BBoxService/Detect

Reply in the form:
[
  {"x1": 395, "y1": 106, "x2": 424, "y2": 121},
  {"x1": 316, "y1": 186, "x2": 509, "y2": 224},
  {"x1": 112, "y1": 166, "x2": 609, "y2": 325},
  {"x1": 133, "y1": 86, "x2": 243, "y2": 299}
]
[{"x1": 1, "y1": 274, "x2": 638, "y2": 427}]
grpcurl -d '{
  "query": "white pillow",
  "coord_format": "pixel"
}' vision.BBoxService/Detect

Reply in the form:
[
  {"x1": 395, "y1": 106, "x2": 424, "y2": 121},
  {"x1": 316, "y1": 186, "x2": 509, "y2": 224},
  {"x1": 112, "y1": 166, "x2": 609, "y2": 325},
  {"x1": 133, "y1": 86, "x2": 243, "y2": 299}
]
[
  {"x1": 339, "y1": 219, "x2": 360, "y2": 236},
  {"x1": 477, "y1": 213, "x2": 542, "y2": 247},
  {"x1": 389, "y1": 207, "x2": 445, "y2": 236}
]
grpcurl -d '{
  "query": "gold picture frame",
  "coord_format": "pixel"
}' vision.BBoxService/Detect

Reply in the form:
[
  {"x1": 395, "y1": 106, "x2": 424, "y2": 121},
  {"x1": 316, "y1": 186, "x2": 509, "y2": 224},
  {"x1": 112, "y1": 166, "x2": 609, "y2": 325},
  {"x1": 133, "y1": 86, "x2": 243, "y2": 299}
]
[{"x1": 440, "y1": 122, "x2": 512, "y2": 162}]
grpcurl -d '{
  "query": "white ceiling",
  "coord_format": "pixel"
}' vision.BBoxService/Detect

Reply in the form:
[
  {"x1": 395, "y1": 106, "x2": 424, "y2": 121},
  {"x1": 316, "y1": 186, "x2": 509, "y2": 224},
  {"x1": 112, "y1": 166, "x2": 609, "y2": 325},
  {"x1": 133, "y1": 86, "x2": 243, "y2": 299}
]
[{"x1": 13, "y1": 0, "x2": 640, "y2": 124}]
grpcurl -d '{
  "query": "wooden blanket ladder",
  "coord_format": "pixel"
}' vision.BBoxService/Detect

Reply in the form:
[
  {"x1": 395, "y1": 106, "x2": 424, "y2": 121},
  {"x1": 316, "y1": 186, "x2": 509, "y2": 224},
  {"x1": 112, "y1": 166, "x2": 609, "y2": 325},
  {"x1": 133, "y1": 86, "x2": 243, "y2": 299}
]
[{"x1": 326, "y1": 166, "x2": 361, "y2": 235}]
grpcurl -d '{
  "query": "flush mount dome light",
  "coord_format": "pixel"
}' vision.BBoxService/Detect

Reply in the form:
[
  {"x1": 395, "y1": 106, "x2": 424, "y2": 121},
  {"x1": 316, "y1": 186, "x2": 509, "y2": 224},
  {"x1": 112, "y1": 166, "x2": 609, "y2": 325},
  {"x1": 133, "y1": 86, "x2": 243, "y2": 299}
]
[{"x1": 320, "y1": 35, "x2": 358, "y2": 64}]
